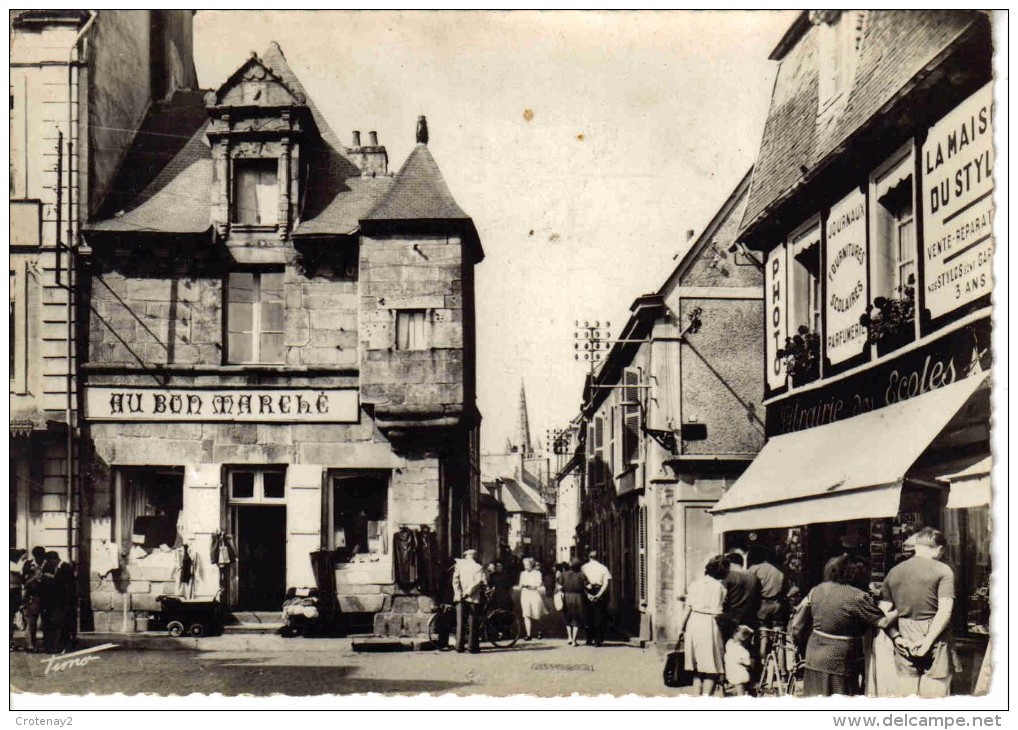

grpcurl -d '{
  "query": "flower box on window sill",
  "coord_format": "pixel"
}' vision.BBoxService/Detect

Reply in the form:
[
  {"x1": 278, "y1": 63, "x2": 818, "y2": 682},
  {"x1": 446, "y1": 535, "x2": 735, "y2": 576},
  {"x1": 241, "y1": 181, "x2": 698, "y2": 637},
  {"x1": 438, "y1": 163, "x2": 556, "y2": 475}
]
[
  {"x1": 860, "y1": 277, "x2": 917, "y2": 359},
  {"x1": 777, "y1": 326, "x2": 821, "y2": 388}
]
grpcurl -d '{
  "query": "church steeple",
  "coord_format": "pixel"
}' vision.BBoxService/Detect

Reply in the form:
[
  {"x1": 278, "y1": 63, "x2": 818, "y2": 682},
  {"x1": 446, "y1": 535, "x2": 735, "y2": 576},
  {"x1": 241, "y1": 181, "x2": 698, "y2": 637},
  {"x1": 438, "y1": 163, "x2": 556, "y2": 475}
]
[{"x1": 517, "y1": 381, "x2": 533, "y2": 458}]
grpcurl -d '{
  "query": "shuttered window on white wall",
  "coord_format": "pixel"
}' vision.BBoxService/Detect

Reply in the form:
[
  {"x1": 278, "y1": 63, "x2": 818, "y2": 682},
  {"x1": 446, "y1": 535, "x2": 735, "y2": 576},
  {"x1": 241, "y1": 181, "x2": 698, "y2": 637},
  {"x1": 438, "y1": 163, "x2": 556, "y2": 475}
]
[
  {"x1": 594, "y1": 415, "x2": 605, "y2": 488},
  {"x1": 638, "y1": 505, "x2": 648, "y2": 606},
  {"x1": 622, "y1": 367, "x2": 642, "y2": 466}
]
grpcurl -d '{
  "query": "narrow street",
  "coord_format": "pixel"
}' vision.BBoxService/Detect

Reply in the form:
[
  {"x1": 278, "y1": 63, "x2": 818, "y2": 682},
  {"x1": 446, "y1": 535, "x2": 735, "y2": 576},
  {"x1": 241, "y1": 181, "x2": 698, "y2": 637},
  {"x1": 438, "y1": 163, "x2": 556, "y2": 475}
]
[{"x1": 11, "y1": 638, "x2": 687, "y2": 698}]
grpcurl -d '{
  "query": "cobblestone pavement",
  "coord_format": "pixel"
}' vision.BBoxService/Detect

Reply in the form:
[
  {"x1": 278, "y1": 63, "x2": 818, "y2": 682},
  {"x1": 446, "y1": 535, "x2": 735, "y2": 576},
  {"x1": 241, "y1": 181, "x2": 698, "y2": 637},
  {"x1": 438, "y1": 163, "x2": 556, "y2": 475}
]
[{"x1": 10, "y1": 636, "x2": 692, "y2": 698}]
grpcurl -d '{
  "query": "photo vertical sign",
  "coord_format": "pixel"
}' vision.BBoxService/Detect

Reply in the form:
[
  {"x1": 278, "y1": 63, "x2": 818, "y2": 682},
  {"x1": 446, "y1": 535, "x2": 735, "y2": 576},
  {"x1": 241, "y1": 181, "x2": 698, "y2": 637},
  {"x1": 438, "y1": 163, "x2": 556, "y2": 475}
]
[
  {"x1": 921, "y1": 82, "x2": 995, "y2": 319},
  {"x1": 765, "y1": 243, "x2": 787, "y2": 392},
  {"x1": 825, "y1": 188, "x2": 868, "y2": 364}
]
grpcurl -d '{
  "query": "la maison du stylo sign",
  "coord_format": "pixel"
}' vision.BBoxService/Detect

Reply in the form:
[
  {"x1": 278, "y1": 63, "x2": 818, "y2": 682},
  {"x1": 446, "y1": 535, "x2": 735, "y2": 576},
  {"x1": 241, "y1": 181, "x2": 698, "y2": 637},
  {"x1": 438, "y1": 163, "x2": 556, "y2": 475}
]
[{"x1": 85, "y1": 387, "x2": 359, "y2": 423}]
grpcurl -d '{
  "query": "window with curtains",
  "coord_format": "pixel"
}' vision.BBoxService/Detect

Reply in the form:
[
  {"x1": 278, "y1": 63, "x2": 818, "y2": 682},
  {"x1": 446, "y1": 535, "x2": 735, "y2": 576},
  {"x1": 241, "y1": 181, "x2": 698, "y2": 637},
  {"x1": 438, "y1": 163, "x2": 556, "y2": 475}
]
[
  {"x1": 226, "y1": 270, "x2": 285, "y2": 364},
  {"x1": 232, "y1": 159, "x2": 279, "y2": 225},
  {"x1": 873, "y1": 148, "x2": 917, "y2": 299},
  {"x1": 789, "y1": 223, "x2": 822, "y2": 334},
  {"x1": 395, "y1": 309, "x2": 428, "y2": 350},
  {"x1": 115, "y1": 469, "x2": 184, "y2": 556}
]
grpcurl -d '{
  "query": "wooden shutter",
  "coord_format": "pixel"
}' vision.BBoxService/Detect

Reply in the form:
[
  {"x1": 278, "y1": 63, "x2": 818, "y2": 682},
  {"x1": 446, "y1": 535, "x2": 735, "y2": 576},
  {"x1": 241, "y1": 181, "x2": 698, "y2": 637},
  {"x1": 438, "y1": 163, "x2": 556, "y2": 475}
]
[
  {"x1": 622, "y1": 368, "x2": 641, "y2": 465},
  {"x1": 638, "y1": 504, "x2": 648, "y2": 606},
  {"x1": 586, "y1": 422, "x2": 596, "y2": 490},
  {"x1": 594, "y1": 415, "x2": 605, "y2": 488}
]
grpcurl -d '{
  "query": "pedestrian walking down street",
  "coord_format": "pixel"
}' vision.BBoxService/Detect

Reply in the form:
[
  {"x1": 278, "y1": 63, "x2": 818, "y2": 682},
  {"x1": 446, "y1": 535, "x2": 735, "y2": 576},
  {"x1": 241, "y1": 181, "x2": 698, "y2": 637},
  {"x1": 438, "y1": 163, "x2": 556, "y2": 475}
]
[
  {"x1": 878, "y1": 528, "x2": 958, "y2": 698},
  {"x1": 791, "y1": 555, "x2": 896, "y2": 697},
  {"x1": 581, "y1": 551, "x2": 611, "y2": 647},
  {"x1": 488, "y1": 561, "x2": 514, "y2": 613},
  {"x1": 452, "y1": 549, "x2": 487, "y2": 654},
  {"x1": 435, "y1": 557, "x2": 457, "y2": 651},
  {"x1": 557, "y1": 558, "x2": 587, "y2": 646},
  {"x1": 21, "y1": 547, "x2": 47, "y2": 653},
  {"x1": 518, "y1": 557, "x2": 547, "y2": 640},
  {"x1": 679, "y1": 554, "x2": 730, "y2": 696}
]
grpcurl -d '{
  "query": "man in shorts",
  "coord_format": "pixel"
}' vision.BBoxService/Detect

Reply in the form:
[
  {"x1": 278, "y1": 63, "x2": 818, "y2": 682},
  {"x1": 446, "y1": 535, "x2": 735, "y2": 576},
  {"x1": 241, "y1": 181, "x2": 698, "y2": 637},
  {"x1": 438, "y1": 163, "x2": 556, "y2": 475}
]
[{"x1": 879, "y1": 527, "x2": 956, "y2": 697}]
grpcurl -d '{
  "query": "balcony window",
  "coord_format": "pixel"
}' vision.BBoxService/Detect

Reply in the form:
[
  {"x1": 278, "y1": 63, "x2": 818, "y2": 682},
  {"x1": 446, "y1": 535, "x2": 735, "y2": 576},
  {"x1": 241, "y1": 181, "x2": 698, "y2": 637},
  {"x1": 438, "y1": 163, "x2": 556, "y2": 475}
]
[{"x1": 226, "y1": 270, "x2": 285, "y2": 364}]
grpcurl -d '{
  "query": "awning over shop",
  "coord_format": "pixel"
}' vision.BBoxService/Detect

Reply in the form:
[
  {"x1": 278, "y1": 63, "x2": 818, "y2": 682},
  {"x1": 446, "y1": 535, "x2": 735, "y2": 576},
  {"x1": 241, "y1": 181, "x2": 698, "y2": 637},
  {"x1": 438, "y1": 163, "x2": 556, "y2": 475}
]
[
  {"x1": 941, "y1": 456, "x2": 992, "y2": 509},
  {"x1": 712, "y1": 373, "x2": 989, "y2": 533}
]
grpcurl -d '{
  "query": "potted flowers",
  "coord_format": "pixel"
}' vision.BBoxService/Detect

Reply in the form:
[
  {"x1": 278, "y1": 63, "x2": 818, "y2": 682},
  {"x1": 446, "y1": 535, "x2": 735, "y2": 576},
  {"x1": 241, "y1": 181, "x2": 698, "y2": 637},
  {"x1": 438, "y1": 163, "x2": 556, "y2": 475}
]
[
  {"x1": 777, "y1": 326, "x2": 821, "y2": 386},
  {"x1": 859, "y1": 275, "x2": 916, "y2": 356}
]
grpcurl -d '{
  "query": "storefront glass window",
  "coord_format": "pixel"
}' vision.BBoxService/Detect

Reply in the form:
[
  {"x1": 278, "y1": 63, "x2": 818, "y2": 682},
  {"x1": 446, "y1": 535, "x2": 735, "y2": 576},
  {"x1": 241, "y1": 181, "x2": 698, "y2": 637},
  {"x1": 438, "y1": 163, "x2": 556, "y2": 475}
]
[
  {"x1": 116, "y1": 469, "x2": 184, "y2": 555},
  {"x1": 331, "y1": 472, "x2": 389, "y2": 563}
]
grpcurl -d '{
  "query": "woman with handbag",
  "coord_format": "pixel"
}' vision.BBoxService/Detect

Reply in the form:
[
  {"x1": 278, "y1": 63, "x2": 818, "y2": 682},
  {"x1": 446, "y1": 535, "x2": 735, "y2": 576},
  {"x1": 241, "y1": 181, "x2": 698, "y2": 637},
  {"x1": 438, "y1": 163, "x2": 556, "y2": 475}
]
[
  {"x1": 791, "y1": 555, "x2": 897, "y2": 696},
  {"x1": 678, "y1": 555, "x2": 730, "y2": 696}
]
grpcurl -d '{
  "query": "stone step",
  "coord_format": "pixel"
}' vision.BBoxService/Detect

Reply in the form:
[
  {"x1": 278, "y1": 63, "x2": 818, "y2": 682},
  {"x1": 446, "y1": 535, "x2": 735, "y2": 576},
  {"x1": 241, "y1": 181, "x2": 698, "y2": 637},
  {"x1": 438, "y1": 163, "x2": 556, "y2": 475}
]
[{"x1": 222, "y1": 623, "x2": 284, "y2": 635}]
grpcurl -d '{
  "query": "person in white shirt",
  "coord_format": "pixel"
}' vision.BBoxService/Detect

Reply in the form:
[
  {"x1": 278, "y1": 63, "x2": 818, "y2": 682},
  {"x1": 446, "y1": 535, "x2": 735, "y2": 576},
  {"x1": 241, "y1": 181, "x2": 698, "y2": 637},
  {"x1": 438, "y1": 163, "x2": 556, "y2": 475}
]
[
  {"x1": 452, "y1": 549, "x2": 487, "y2": 653},
  {"x1": 581, "y1": 551, "x2": 611, "y2": 646}
]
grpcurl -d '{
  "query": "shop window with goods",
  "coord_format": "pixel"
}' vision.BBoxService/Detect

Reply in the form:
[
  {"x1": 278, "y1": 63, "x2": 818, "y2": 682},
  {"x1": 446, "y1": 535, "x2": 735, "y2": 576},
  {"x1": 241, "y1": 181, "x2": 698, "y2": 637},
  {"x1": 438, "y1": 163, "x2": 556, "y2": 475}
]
[
  {"x1": 330, "y1": 472, "x2": 389, "y2": 563},
  {"x1": 116, "y1": 469, "x2": 185, "y2": 557}
]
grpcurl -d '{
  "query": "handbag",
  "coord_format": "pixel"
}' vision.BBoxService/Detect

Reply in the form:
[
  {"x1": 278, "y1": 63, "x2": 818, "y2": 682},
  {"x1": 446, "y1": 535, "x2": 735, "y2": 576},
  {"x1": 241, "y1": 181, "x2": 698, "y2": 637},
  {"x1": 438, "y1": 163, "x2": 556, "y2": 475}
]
[
  {"x1": 553, "y1": 591, "x2": 564, "y2": 612},
  {"x1": 663, "y1": 648, "x2": 692, "y2": 688}
]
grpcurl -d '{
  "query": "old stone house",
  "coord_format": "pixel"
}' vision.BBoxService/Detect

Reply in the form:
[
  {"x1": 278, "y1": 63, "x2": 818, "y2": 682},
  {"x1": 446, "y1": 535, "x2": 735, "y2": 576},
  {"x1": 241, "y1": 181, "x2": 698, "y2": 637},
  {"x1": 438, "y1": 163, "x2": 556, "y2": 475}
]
[{"x1": 80, "y1": 42, "x2": 482, "y2": 633}]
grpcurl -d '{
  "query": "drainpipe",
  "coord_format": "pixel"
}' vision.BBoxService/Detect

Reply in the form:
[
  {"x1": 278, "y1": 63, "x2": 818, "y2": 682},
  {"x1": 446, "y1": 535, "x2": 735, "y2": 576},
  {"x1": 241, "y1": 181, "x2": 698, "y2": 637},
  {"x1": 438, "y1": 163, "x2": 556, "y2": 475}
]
[{"x1": 65, "y1": 11, "x2": 95, "y2": 564}]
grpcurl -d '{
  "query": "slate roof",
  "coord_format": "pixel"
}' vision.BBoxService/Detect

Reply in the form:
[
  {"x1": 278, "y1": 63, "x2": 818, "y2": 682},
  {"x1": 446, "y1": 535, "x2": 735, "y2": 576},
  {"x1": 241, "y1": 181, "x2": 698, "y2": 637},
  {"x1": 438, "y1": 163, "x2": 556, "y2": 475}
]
[
  {"x1": 89, "y1": 42, "x2": 458, "y2": 238},
  {"x1": 499, "y1": 477, "x2": 546, "y2": 516},
  {"x1": 363, "y1": 143, "x2": 470, "y2": 222},
  {"x1": 740, "y1": 10, "x2": 986, "y2": 240}
]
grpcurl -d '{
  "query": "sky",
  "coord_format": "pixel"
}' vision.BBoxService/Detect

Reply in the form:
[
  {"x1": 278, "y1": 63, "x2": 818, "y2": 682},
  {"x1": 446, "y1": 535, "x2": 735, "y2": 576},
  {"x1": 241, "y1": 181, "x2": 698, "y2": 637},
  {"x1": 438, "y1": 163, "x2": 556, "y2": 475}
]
[{"x1": 193, "y1": 10, "x2": 799, "y2": 454}]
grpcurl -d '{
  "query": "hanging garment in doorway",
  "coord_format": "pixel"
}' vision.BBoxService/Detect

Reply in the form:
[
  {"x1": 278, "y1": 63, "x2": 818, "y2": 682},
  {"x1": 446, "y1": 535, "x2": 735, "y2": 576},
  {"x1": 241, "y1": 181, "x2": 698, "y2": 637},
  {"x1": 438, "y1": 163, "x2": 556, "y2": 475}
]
[
  {"x1": 416, "y1": 526, "x2": 439, "y2": 596},
  {"x1": 394, "y1": 527, "x2": 419, "y2": 591}
]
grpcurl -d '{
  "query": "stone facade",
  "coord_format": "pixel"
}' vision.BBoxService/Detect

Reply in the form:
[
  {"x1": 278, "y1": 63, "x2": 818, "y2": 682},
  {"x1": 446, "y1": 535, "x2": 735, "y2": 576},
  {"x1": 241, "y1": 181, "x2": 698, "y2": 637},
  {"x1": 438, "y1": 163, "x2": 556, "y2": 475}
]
[{"x1": 79, "y1": 43, "x2": 482, "y2": 635}]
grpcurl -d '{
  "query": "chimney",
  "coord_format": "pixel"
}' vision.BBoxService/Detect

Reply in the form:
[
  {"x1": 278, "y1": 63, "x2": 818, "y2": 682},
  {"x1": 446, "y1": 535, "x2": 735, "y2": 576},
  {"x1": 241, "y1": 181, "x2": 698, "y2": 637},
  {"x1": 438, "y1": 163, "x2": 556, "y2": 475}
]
[
  {"x1": 346, "y1": 129, "x2": 388, "y2": 177},
  {"x1": 686, "y1": 229, "x2": 695, "y2": 242}
]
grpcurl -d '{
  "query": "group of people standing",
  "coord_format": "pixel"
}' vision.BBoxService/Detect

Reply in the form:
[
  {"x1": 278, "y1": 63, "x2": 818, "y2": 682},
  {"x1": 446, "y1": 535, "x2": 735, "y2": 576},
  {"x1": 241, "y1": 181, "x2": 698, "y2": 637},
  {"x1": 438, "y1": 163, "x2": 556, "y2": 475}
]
[
  {"x1": 9, "y1": 547, "x2": 78, "y2": 655},
  {"x1": 679, "y1": 528, "x2": 957, "y2": 698},
  {"x1": 447, "y1": 549, "x2": 613, "y2": 653}
]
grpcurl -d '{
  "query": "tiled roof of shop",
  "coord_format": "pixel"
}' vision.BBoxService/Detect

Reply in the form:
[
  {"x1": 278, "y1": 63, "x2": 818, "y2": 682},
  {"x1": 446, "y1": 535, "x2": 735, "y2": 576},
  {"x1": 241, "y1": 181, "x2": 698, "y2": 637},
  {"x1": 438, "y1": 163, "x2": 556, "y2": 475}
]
[
  {"x1": 500, "y1": 478, "x2": 546, "y2": 515},
  {"x1": 363, "y1": 143, "x2": 470, "y2": 222},
  {"x1": 741, "y1": 10, "x2": 984, "y2": 237}
]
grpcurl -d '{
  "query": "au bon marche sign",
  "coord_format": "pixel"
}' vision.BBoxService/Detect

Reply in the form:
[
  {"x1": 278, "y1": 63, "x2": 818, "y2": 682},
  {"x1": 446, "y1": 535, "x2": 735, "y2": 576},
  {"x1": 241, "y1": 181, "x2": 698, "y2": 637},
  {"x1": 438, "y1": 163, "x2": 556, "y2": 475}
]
[{"x1": 85, "y1": 387, "x2": 359, "y2": 423}]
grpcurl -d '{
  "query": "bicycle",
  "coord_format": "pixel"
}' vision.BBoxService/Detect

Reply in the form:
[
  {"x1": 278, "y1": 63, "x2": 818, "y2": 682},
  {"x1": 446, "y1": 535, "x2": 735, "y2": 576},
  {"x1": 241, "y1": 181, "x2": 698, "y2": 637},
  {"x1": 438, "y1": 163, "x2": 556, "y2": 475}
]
[
  {"x1": 755, "y1": 626, "x2": 805, "y2": 696},
  {"x1": 427, "y1": 592, "x2": 520, "y2": 650}
]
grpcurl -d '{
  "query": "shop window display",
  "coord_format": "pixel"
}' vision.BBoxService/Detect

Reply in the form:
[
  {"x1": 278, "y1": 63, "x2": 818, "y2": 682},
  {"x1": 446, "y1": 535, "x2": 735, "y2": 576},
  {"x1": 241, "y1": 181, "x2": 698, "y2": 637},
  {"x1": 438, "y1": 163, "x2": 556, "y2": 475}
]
[
  {"x1": 331, "y1": 472, "x2": 389, "y2": 563},
  {"x1": 116, "y1": 469, "x2": 184, "y2": 556}
]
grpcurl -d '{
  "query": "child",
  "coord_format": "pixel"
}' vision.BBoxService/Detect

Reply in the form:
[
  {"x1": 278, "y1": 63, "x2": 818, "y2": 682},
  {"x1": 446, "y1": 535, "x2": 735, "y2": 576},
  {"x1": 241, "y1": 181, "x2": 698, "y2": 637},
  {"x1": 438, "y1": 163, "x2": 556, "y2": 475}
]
[{"x1": 725, "y1": 625, "x2": 755, "y2": 696}]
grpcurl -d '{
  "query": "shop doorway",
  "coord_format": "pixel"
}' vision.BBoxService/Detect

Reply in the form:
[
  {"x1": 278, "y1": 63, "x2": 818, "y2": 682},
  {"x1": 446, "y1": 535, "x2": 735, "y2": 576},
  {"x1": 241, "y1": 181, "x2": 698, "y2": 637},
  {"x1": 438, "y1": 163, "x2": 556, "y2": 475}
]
[{"x1": 235, "y1": 505, "x2": 287, "y2": 610}]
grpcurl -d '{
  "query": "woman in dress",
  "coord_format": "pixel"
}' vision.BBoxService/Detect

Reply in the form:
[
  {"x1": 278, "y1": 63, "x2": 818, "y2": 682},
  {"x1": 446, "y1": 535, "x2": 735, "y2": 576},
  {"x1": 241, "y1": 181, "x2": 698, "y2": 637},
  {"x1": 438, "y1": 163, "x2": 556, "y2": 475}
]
[
  {"x1": 791, "y1": 554, "x2": 897, "y2": 696},
  {"x1": 679, "y1": 554, "x2": 730, "y2": 696},
  {"x1": 557, "y1": 558, "x2": 587, "y2": 646},
  {"x1": 517, "y1": 557, "x2": 547, "y2": 640}
]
